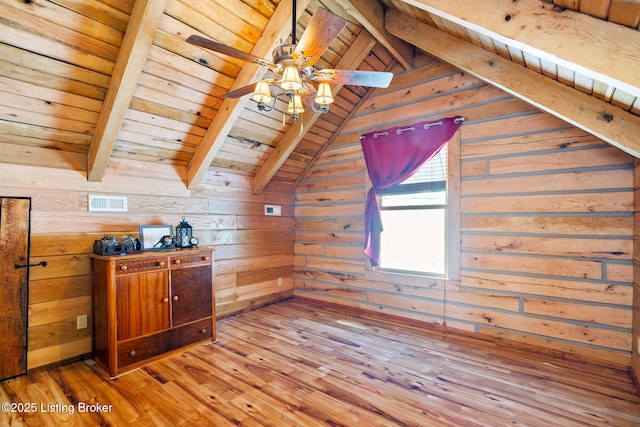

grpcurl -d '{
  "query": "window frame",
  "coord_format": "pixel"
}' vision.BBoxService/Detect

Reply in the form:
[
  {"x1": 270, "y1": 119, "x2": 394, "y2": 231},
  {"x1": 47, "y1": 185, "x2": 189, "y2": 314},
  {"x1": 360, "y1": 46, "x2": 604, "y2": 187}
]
[{"x1": 365, "y1": 131, "x2": 461, "y2": 281}]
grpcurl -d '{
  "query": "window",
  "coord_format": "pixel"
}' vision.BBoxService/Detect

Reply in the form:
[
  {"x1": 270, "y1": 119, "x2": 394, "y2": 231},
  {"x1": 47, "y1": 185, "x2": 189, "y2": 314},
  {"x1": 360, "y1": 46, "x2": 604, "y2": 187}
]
[
  {"x1": 360, "y1": 123, "x2": 462, "y2": 281},
  {"x1": 377, "y1": 147, "x2": 448, "y2": 276}
]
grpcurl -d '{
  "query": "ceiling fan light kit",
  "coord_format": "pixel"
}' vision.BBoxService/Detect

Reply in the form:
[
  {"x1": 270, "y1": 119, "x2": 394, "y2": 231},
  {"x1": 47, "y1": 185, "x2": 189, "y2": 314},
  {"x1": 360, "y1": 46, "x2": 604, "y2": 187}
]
[
  {"x1": 186, "y1": 2, "x2": 393, "y2": 122},
  {"x1": 279, "y1": 65, "x2": 303, "y2": 92},
  {"x1": 315, "y1": 82, "x2": 334, "y2": 108},
  {"x1": 286, "y1": 94, "x2": 305, "y2": 121},
  {"x1": 252, "y1": 80, "x2": 273, "y2": 105}
]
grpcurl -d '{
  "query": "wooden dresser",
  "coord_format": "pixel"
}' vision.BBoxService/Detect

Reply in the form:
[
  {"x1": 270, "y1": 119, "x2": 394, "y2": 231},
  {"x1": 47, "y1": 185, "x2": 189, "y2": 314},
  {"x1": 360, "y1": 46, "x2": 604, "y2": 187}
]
[{"x1": 90, "y1": 249, "x2": 215, "y2": 377}]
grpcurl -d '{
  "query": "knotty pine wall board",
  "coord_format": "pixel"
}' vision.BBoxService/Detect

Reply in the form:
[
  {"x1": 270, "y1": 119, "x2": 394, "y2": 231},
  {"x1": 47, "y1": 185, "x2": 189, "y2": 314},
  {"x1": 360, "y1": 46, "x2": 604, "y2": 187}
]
[
  {"x1": 461, "y1": 235, "x2": 632, "y2": 260},
  {"x1": 462, "y1": 271, "x2": 632, "y2": 305},
  {"x1": 632, "y1": 161, "x2": 640, "y2": 382},
  {"x1": 294, "y1": 56, "x2": 635, "y2": 369},
  {"x1": 461, "y1": 192, "x2": 631, "y2": 213},
  {"x1": 632, "y1": 282, "x2": 640, "y2": 381},
  {"x1": 462, "y1": 168, "x2": 630, "y2": 194},
  {"x1": 461, "y1": 127, "x2": 607, "y2": 157}
]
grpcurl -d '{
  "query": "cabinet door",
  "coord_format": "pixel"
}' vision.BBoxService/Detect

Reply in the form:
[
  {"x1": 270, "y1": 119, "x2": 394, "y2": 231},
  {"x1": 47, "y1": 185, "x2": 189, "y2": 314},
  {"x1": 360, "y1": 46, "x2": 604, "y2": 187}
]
[
  {"x1": 116, "y1": 271, "x2": 170, "y2": 340},
  {"x1": 171, "y1": 265, "x2": 212, "y2": 326}
]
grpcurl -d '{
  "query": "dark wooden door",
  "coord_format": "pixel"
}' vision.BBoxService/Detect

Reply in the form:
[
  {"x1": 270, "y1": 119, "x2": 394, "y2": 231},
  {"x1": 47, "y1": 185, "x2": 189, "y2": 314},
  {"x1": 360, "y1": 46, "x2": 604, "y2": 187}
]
[
  {"x1": 170, "y1": 265, "x2": 212, "y2": 326},
  {"x1": 0, "y1": 197, "x2": 31, "y2": 380}
]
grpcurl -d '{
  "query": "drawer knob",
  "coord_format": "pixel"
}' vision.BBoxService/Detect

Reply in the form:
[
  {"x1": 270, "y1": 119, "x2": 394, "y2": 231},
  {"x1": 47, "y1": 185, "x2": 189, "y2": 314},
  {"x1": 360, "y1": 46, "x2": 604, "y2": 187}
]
[
  {"x1": 174, "y1": 259, "x2": 181, "y2": 265},
  {"x1": 129, "y1": 350, "x2": 136, "y2": 356},
  {"x1": 173, "y1": 295, "x2": 179, "y2": 301},
  {"x1": 162, "y1": 297, "x2": 169, "y2": 303},
  {"x1": 120, "y1": 265, "x2": 128, "y2": 271},
  {"x1": 203, "y1": 256, "x2": 210, "y2": 261},
  {"x1": 201, "y1": 328, "x2": 207, "y2": 334},
  {"x1": 158, "y1": 261, "x2": 165, "y2": 267}
]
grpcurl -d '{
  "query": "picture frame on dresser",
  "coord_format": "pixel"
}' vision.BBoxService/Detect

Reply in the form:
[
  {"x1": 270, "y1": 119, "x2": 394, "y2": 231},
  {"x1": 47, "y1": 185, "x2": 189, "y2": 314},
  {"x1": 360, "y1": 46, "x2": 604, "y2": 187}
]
[{"x1": 139, "y1": 225, "x2": 173, "y2": 250}]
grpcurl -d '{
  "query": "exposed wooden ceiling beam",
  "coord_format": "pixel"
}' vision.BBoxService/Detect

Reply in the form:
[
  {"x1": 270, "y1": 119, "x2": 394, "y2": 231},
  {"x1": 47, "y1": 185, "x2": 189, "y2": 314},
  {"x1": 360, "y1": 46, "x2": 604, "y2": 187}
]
[
  {"x1": 186, "y1": 0, "x2": 312, "y2": 189},
  {"x1": 252, "y1": 31, "x2": 377, "y2": 194},
  {"x1": 333, "y1": 0, "x2": 414, "y2": 69},
  {"x1": 386, "y1": 9, "x2": 640, "y2": 157},
  {"x1": 87, "y1": 0, "x2": 169, "y2": 182},
  {"x1": 397, "y1": 0, "x2": 640, "y2": 98}
]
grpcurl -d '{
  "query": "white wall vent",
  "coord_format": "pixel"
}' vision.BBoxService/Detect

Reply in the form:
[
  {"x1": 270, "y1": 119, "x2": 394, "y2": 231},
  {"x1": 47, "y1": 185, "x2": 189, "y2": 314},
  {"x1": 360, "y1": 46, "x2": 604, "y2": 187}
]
[{"x1": 88, "y1": 195, "x2": 128, "y2": 212}]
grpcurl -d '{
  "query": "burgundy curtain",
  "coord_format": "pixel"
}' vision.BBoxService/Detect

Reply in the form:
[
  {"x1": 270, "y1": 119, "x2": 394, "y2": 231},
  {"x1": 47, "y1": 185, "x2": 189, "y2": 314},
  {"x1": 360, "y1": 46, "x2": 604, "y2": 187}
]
[{"x1": 360, "y1": 117, "x2": 463, "y2": 266}]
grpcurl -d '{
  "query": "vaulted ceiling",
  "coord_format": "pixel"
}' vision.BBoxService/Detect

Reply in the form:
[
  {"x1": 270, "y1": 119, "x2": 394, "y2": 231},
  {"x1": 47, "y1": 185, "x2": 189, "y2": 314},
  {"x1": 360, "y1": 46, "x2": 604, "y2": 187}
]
[{"x1": 1, "y1": 0, "x2": 638, "y2": 194}]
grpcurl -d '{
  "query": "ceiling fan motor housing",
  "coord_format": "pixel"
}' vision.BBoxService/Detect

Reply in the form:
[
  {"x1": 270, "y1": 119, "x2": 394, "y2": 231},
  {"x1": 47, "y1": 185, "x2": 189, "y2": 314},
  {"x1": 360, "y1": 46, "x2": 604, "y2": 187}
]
[{"x1": 273, "y1": 44, "x2": 299, "y2": 67}]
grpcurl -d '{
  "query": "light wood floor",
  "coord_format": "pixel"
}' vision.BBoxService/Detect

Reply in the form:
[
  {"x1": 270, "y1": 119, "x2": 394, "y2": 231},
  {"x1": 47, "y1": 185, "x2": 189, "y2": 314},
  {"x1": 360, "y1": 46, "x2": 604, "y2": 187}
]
[{"x1": 2, "y1": 298, "x2": 639, "y2": 426}]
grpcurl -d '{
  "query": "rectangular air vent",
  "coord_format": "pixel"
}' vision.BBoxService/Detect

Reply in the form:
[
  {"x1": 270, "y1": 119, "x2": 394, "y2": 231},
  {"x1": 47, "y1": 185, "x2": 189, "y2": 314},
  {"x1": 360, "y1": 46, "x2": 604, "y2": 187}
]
[{"x1": 88, "y1": 195, "x2": 128, "y2": 212}]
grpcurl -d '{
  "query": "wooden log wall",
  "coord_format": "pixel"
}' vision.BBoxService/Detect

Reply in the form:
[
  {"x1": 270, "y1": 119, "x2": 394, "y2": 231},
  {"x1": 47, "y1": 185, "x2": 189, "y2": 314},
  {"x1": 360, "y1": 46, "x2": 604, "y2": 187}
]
[
  {"x1": 294, "y1": 54, "x2": 636, "y2": 369},
  {"x1": 633, "y1": 160, "x2": 640, "y2": 384},
  {"x1": 0, "y1": 161, "x2": 294, "y2": 370}
]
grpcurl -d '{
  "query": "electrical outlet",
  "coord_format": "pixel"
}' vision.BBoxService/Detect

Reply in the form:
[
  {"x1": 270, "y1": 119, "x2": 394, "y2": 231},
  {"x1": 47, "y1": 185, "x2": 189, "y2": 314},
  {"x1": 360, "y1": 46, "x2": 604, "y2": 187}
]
[
  {"x1": 278, "y1": 277, "x2": 283, "y2": 286},
  {"x1": 77, "y1": 315, "x2": 88, "y2": 330}
]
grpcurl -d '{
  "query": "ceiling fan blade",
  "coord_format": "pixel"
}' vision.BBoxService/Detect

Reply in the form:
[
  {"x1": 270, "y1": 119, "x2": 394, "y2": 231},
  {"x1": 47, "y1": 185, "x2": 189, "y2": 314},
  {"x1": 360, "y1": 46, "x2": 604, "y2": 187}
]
[
  {"x1": 299, "y1": 85, "x2": 324, "y2": 113},
  {"x1": 294, "y1": 8, "x2": 347, "y2": 67},
  {"x1": 223, "y1": 83, "x2": 258, "y2": 99},
  {"x1": 186, "y1": 35, "x2": 268, "y2": 65},
  {"x1": 224, "y1": 76, "x2": 279, "y2": 99},
  {"x1": 314, "y1": 70, "x2": 394, "y2": 88}
]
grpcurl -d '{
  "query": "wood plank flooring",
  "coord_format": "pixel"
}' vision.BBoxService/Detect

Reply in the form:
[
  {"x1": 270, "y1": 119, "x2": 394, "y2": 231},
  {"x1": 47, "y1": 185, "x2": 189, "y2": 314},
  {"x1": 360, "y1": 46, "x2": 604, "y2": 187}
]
[{"x1": 1, "y1": 297, "x2": 639, "y2": 426}]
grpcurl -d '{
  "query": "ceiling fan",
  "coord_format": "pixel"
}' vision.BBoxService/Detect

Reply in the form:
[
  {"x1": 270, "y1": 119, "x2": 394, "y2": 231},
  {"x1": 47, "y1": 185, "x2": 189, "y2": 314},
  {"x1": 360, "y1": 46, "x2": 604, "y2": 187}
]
[{"x1": 186, "y1": 1, "x2": 393, "y2": 121}]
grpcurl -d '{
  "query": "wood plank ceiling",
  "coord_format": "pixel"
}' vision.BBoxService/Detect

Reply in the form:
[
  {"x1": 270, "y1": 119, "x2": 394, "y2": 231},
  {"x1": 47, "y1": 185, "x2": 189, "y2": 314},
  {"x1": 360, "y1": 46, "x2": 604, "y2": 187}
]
[{"x1": 0, "y1": 0, "x2": 639, "y2": 193}]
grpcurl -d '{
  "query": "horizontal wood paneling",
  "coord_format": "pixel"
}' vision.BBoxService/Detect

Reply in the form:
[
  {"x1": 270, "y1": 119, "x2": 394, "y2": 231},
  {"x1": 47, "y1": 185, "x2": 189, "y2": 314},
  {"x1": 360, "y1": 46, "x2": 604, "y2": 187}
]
[
  {"x1": 632, "y1": 161, "x2": 640, "y2": 387},
  {"x1": 461, "y1": 193, "x2": 633, "y2": 213},
  {"x1": 0, "y1": 162, "x2": 294, "y2": 370},
  {"x1": 294, "y1": 56, "x2": 635, "y2": 369},
  {"x1": 462, "y1": 271, "x2": 632, "y2": 304}
]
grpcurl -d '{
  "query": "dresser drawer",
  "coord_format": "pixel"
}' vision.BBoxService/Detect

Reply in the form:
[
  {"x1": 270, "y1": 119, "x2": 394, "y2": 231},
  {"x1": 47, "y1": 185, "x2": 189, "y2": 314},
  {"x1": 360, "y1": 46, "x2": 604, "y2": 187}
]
[
  {"x1": 117, "y1": 318, "x2": 212, "y2": 369},
  {"x1": 115, "y1": 256, "x2": 168, "y2": 274},
  {"x1": 170, "y1": 252, "x2": 212, "y2": 268}
]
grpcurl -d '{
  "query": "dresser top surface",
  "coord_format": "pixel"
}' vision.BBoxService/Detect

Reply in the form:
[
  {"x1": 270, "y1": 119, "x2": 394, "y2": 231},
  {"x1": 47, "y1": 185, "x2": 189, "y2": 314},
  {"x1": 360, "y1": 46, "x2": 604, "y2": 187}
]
[{"x1": 90, "y1": 247, "x2": 214, "y2": 261}]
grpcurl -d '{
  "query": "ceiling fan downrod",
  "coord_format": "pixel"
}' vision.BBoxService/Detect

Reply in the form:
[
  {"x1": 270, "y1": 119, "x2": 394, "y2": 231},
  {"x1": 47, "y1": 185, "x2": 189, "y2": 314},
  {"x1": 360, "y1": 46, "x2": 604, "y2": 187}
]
[{"x1": 291, "y1": 0, "x2": 297, "y2": 44}]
